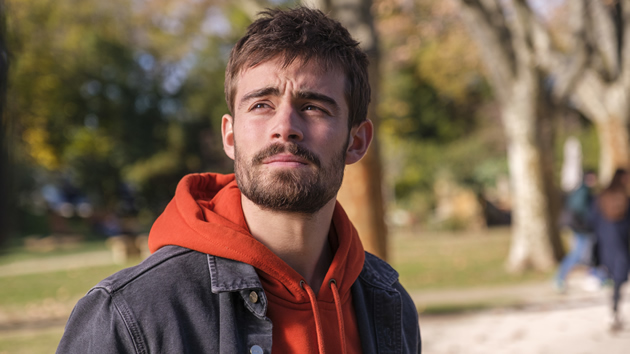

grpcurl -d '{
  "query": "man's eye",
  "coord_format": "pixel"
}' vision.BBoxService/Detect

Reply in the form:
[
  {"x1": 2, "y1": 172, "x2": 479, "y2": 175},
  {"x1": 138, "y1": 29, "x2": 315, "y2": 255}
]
[
  {"x1": 304, "y1": 105, "x2": 323, "y2": 112},
  {"x1": 252, "y1": 103, "x2": 269, "y2": 110},
  {"x1": 303, "y1": 105, "x2": 331, "y2": 116}
]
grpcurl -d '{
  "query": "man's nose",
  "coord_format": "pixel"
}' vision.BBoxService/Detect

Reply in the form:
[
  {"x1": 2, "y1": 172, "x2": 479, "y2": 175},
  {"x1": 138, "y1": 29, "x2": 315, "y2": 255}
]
[{"x1": 270, "y1": 104, "x2": 304, "y2": 142}]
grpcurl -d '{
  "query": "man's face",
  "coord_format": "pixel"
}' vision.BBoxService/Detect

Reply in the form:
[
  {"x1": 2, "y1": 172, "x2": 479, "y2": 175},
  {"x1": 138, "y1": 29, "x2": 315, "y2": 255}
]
[{"x1": 222, "y1": 57, "x2": 355, "y2": 214}]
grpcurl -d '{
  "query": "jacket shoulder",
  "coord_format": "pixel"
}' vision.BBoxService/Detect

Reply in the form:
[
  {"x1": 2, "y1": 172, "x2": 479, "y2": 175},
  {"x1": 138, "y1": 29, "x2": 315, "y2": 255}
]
[
  {"x1": 92, "y1": 245, "x2": 201, "y2": 294},
  {"x1": 359, "y1": 251, "x2": 400, "y2": 289},
  {"x1": 355, "y1": 252, "x2": 421, "y2": 353},
  {"x1": 58, "y1": 246, "x2": 218, "y2": 353}
]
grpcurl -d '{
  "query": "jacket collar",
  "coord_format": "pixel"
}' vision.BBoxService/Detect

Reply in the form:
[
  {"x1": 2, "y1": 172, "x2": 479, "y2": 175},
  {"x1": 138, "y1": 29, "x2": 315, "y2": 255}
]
[
  {"x1": 207, "y1": 255, "x2": 267, "y2": 319},
  {"x1": 358, "y1": 252, "x2": 400, "y2": 289}
]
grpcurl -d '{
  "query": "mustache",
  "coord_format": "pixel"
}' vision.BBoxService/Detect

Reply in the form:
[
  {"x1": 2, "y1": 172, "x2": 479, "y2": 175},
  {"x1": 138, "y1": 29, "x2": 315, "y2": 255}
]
[{"x1": 252, "y1": 143, "x2": 321, "y2": 168}]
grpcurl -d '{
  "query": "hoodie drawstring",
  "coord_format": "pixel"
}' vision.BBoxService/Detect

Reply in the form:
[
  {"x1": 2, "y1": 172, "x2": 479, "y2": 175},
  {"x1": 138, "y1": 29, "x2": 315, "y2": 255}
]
[
  {"x1": 329, "y1": 279, "x2": 347, "y2": 354},
  {"x1": 300, "y1": 279, "x2": 346, "y2": 354},
  {"x1": 301, "y1": 280, "x2": 327, "y2": 354}
]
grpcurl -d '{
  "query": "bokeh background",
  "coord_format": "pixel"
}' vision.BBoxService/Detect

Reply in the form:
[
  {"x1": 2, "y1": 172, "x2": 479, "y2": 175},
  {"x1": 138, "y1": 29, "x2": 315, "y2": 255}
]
[{"x1": 1, "y1": 0, "x2": 629, "y2": 353}]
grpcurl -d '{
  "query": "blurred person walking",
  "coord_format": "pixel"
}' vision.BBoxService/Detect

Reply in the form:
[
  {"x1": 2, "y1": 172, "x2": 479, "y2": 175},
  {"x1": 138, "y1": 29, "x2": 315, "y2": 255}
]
[
  {"x1": 555, "y1": 170, "x2": 600, "y2": 292},
  {"x1": 589, "y1": 168, "x2": 630, "y2": 331}
]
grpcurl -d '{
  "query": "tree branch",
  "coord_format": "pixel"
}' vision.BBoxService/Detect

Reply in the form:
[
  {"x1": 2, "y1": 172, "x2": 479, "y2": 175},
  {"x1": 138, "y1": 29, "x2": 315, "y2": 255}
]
[
  {"x1": 457, "y1": 0, "x2": 516, "y2": 101},
  {"x1": 510, "y1": 0, "x2": 539, "y2": 76},
  {"x1": 531, "y1": 0, "x2": 589, "y2": 103},
  {"x1": 572, "y1": 69, "x2": 608, "y2": 123},
  {"x1": 620, "y1": 0, "x2": 630, "y2": 87},
  {"x1": 586, "y1": 0, "x2": 619, "y2": 80}
]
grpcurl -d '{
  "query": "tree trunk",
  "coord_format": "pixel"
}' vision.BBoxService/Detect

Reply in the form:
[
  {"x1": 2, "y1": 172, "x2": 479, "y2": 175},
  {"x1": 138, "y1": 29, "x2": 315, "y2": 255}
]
[
  {"x1": 0, "y1": 0, "x2": 9, "y2": 249},
  {"x1": 455, "y1": 0, "x2": 557, "y2": 272},
  {"x1": 572, "y1": 78, "x2": 630, "y2": 184},
  {"x1": 309, "y1": 0, "x2": 388, "y2": 260},
  {"x1": 337, "y1": 143, "x2": 388, "y2": 260},
  {"x1": 594, "y1": 116, "x2": 630, "y2": 183},
  {"x1": 502, "y1": 79, "x2": 556, "y2": 272},
  {"x1": 538, "y1": 94, "x2": 564, "y2": 262}
]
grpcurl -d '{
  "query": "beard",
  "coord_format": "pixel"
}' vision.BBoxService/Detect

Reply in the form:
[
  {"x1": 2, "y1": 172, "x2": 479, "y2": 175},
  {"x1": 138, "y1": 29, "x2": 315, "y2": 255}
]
[{"x1": 234, "y1": 141, "x2": 347, "y2": 214}]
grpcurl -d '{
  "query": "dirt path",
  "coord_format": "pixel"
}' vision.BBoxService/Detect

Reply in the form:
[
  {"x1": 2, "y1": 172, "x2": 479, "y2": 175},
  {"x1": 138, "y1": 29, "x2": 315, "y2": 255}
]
[
  {"x1": 409, "y1": 276, "x2": 609, "y2": 312},
  {"x1": 420, "y1": 297, "x2": 630, "y2": 354},
  {"x1": 0, "y1": 250, "x2": 114, "y2": 277},
  {"x1": 416, "y1": 271, "x2": 630, "y2": 354}
]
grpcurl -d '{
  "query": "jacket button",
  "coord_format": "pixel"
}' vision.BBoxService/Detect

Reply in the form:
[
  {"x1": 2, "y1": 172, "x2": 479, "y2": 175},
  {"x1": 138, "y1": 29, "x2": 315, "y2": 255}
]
[
  {"x1": 249, "y1": 291, "x2": 259, "y2": 304},
  {"x1": 250, "y1": 345, "x2": 263, "y2": 354}
]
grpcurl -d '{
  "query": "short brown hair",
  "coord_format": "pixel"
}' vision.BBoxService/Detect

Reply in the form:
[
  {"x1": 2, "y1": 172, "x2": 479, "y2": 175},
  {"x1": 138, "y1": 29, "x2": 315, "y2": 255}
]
[{"x1": 224, "y1": 6, "x2": 370, "y2": 128}]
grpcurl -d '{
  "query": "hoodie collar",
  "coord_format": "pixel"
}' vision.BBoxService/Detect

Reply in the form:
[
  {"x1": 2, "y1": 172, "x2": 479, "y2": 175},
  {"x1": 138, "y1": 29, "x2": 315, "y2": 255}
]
[{"x1": 149, "y1": 172, "x2": 365, "y2": 304}]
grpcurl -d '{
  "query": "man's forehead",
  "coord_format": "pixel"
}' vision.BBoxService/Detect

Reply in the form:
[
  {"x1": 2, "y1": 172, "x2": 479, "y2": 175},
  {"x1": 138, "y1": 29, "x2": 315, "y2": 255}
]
[
  {"x1": 235, "y1": 58, "x2": 345, "y2": 97},
  {"x1": 243, "y1": 55, "x2": 335, "y2": 74}
]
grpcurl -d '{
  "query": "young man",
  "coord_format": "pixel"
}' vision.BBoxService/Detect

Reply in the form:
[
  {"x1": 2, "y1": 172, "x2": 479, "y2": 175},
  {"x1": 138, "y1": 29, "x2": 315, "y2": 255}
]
[{"x1": 57, "y1": 7, "x2": 421, "y2": 353}]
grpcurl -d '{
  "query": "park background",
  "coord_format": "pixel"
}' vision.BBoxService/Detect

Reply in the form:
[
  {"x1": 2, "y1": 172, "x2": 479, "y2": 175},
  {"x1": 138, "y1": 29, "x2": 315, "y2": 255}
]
[{"x1": 1, "y1": 0, "x2": 630, "y2": 353}]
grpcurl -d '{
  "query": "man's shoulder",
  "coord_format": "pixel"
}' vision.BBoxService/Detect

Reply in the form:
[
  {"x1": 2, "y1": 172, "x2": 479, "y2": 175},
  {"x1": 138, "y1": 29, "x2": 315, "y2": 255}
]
[
  {"x1": 92, "y1": 245, "x2": 205, "y2": 295},
  {"x1": 358, "y1": 251, "x2": 416, "y2": 312},
  {"x1": 355, "y1": 252, "x2": 421, "y2": 353},
  {"x1": 59, "y1": 247, "x2": 264, "y2": 353},
  {"x1": 359, "y1": 251, "x2": 400, "y2": 289}
]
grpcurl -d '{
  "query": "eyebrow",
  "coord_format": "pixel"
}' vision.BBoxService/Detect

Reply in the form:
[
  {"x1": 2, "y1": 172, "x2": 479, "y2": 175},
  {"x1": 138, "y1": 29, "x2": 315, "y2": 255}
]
[
  {"x1": 238, "y1": 86, "x2": 340, "y2": 114},
  {"x1": 296, "y1": 91, "x2": 340, "y2": 113},
  {"x1": 238, "y1": 87, "x2": 281, "y2": 110}
]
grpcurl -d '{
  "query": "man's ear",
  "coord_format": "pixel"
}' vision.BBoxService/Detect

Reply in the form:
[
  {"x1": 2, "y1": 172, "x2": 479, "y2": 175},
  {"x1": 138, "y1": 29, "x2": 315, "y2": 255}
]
[
  {"x1": 345, "y1": 119, "x2": 373, "y2": 164},
  {"x1": 221, "y1": 114, "x2": 235, "y2": 160}
]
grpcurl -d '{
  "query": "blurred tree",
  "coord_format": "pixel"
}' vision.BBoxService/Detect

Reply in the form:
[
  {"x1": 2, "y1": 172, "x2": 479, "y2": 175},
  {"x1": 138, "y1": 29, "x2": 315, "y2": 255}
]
[
  {"x1": 6, "y1": 0, "x2": 235, "y2": 232},
  {"x1": 453, "y1": 0, "x2": 561, "y2": 272},
  {"x1": 310, "y1": 0, "x2": 389, "y2": 260},
  {"x1": 0, "y1": 0, "x2": 10, "y2": 247},
  {"x1": 532, "y1": 0, "x2": 630, "y2": 184},
  {"x1": 453, "y1": 0, "x2": 630, "y2": 271},
  {"x1": 375, "y1": 0, "x2": 503, "y2": 224}
]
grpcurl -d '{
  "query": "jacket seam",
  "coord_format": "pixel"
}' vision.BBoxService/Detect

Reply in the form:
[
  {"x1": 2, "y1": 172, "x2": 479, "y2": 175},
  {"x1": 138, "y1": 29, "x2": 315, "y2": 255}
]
[
  {"x1": 106, "y1": 247, "x2": 194, "y2": 293},
  {"x1": 374, "y1": 286, "x2": 383, "y2": 352},
  {"x1": 395, "y1": 291, "x2": 403, "y2": 353},
  {"x1": 112, "y1": 291, "x2": 147, "y2": 354}
]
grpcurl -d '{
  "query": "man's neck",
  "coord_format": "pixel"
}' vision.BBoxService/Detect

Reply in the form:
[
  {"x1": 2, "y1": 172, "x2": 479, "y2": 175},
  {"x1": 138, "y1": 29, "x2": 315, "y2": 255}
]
[{"x1": 241, "y1": 195, "x2": 336, "y2": 294}]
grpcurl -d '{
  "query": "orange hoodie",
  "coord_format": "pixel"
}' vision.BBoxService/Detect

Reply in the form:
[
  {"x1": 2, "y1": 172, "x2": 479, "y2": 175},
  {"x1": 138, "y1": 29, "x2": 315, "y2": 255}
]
[{"x1": 149, "y1": 173, "x2": 365, "y2": 354}]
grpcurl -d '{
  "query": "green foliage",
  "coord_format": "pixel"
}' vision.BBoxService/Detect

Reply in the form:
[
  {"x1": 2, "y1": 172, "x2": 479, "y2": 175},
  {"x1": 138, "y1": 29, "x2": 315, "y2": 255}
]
[
  {"x1": 6, "y1": 0, "x2": 242, "y2": 225},
  {"x1": 383, "y1": 129, "x2": 508, "y2": 218},
  {"x1": 378, "y1": 58, "x2": 501, "y2": 219},
  {"x1": 380, "y1": 65, "x2": 477, "y2": 142},
  {"x1": 376, "y1": 0, "x2": 500, "y2": 221}
]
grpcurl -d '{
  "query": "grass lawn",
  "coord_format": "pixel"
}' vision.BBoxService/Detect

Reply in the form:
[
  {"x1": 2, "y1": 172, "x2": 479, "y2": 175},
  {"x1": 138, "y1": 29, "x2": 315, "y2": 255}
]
[
  {"x1": 0, "y1": 264, "x2": 131, "y2": 307},
  {"x1": 0, "y1": 226, "x2": 557, "y2": 352},
  {"x1": 0, "y1": 249, "x2": 135, "y2": 354},
  {"x1": 391, "y1": 226, "x2": 554, "y2": 290},
  {"x1": 0, "y1": 240, "x2": 110, "y2": 266},
  {"x1": 0, "y1": 327, "x2": 65, "y2": 354}
]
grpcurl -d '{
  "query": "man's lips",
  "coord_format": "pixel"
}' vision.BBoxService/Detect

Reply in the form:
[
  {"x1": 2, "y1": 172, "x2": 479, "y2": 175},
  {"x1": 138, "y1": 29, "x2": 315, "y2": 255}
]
[
  {"x1": 262, "y1": 153, "x2": 310, "y2": 166},
  {"x1": 251, "y1": 143, "x2": 321, "y2": 168}
]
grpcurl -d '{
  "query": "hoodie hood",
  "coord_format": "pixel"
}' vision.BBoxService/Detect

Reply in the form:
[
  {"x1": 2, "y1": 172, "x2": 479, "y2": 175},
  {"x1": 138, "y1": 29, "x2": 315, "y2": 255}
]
[{"x1": 148, "y1": 172, "x2": 365, "y2": 304}]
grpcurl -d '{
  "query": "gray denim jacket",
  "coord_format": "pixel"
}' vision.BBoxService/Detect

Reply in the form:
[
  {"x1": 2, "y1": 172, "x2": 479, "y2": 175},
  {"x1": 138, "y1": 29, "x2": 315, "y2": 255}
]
[{"x1": 57, "y1": 245, "x2": 421, "y2": 353}]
